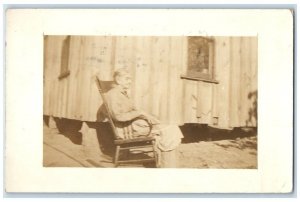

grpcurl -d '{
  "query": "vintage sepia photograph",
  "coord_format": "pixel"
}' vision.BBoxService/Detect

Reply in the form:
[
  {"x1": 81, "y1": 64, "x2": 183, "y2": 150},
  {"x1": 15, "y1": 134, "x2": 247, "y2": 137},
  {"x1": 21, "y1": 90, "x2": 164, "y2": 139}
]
[
  {"x1": 43, "y1": 35, "x2": 258, "y2": 168},
  {"x1": 6, "y1": 9, "x2": 293, "y2": 193}
]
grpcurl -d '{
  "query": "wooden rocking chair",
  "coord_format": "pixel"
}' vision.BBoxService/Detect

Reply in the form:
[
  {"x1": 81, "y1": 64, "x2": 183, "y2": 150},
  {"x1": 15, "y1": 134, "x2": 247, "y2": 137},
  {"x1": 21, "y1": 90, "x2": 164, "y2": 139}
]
[{"x1": 95, "y1": 77, "x2": 158, "y2": 168}]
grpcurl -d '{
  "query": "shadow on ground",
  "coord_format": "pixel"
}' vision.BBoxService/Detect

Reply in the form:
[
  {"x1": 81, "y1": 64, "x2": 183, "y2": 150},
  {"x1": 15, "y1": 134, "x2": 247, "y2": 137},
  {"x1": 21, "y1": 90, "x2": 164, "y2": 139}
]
[
  {"x1": 179, "y1": 124, "x2": 257, "y2": 146},
  {"x1": 44, "y1": 117, "x2": 83, "y2": 145},
  {"x1": 44, "y1": 116, "x2": 257, "y2": 157},
  {"x1": 43, "y1": 116, "x2": 115, "y2": 156}
]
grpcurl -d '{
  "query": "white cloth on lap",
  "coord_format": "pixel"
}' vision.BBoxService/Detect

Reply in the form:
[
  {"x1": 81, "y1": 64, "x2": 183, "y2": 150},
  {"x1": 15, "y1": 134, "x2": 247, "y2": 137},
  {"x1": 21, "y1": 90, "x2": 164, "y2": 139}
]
[{"x1": 152, "y1": 124, "x2": 184, "y2": 152}]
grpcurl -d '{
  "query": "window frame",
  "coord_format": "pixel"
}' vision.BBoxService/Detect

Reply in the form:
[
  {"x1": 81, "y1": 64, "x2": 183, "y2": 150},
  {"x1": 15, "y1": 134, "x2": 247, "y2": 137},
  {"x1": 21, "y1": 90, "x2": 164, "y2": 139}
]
[
  {"x1": 58, "y1": 36, "x2": 71, "y2": 80},
  {"x1": 181, "y1": 36, "x2": 218, "y2": 84}
]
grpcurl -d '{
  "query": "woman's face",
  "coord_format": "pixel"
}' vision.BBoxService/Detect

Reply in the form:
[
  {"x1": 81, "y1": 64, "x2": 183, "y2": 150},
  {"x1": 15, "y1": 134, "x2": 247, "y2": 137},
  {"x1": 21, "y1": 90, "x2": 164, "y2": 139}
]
[{"x1": 116, "y1": 73, "x2": 132, "y2": 89}]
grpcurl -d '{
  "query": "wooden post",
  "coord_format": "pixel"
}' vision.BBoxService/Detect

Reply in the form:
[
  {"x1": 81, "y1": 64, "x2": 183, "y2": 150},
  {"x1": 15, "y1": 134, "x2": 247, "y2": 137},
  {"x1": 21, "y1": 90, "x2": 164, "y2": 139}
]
[
  {"x1": 48, "y1": 116, "x2": 57, "y2": 129},
  {"x1": 160, "y1": 149, "x2": 178, "y2": 168},
  {"x1": 81, "y1": 122, "x2": 102, "y2": 160}
]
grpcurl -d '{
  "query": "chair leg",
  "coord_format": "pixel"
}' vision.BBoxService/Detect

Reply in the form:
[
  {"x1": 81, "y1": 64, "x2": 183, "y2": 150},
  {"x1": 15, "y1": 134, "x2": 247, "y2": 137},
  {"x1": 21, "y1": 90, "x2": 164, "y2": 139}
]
[{"x1": 114, "y1": 145, "x2": 120, "y2": 167}]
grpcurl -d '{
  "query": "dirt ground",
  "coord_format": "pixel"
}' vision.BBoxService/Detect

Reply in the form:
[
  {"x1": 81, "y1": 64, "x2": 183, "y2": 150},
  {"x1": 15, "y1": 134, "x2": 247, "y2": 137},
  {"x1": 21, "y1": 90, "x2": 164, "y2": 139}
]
[
  {"x1": 43, "y1": 122, "x2": 257, "y2": 169},
  {"x1": 177, "y1": 137, "x2": 257, "y2": 168}
]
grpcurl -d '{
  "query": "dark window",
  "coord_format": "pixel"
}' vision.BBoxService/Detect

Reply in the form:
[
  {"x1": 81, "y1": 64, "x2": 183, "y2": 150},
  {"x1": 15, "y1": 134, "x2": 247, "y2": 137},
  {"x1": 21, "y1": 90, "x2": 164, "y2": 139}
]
[
  {"x1": 58, "y1": 36, "x2": 71, "y2": 80},
  {"x1": 186, "y1": 36, "x2": 215, "y2": 81}
]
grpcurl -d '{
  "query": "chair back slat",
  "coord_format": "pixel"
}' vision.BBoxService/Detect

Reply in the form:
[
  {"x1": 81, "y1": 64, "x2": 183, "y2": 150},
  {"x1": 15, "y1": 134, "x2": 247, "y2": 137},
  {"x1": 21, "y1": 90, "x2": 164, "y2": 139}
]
[{"x1": 95, "y1": 77, "x2": 119, "y2": 139}]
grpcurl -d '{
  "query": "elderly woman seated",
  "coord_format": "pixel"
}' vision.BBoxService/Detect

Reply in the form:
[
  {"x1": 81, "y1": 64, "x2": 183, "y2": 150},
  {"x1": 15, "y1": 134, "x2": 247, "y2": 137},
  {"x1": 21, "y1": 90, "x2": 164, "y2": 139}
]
[{"x1": 103, "y1": 68, "x2": 183, "y2": 168}]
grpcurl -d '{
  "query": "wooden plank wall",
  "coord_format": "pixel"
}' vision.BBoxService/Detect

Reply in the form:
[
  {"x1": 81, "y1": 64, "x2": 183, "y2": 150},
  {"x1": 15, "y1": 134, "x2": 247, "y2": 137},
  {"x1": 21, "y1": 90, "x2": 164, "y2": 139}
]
[
  {"x1": 43, "y1": 36, "x2": 257, "y2": 128},
  {"x1": 213, "y1": 36, "x2": 258, "y2": 128},
  {"x1": 44, "y1": 36, "x2": 67, "y2": 117}
]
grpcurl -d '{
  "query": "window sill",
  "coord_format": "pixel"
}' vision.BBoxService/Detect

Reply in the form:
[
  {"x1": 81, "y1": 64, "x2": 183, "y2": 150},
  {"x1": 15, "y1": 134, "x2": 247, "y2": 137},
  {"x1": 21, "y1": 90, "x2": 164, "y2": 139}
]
[
  {"x1": 180, "y1": 75, "x2": 219, "y2": 84},
  {"x1": 58, "y1": 70, "x2": 70, "y2": 80}
]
